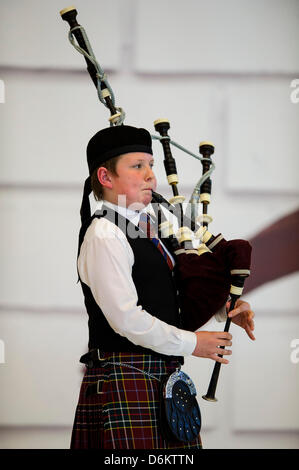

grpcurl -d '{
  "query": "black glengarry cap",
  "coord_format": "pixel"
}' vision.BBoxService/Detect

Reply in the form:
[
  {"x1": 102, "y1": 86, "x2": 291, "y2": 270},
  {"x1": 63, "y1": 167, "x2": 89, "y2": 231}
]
[{"x1": 87, "y1": 125, "x2": 153, "y2": 175}]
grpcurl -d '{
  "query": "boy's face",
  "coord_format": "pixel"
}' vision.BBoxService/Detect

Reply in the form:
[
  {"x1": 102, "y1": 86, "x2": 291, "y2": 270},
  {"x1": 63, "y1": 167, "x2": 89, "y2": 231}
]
[{"x1": 101, "y1": 152, "x2": 157, "y2": 208}]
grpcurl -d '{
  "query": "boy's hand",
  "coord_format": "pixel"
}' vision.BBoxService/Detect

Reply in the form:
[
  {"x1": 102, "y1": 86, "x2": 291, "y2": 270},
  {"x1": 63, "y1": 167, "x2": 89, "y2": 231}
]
[
  {"x1": 227, "y1": 299, "x2": 255, "y2": 341},
  {"x1": 192, "y1": 331, "x2": 233, "y2": 364}
]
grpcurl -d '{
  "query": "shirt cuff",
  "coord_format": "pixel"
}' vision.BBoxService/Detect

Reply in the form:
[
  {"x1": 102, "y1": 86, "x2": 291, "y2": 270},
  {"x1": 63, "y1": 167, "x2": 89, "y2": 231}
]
[
  {"x1": 178, "y1": 329, "x2": 198, "y2": 356},
  {"x1": 214, "y1": 303, "x2": 228, "y2": 322}
]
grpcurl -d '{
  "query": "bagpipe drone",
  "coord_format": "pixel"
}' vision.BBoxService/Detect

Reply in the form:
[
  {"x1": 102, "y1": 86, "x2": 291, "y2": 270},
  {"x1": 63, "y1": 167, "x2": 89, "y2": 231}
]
[{"x1": 60, "y1": 6, "x2": 252, "y2": 403}]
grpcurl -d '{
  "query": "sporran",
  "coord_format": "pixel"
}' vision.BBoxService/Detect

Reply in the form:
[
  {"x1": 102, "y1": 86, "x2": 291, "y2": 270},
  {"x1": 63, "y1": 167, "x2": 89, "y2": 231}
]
[{"x1": 159, "y1": 369, "x2": 201, "y2": 443}]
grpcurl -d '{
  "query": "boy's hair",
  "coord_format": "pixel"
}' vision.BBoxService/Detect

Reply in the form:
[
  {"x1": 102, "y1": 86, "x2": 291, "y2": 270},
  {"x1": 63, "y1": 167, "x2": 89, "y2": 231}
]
[{"x1": 91, "y1": 155, "x2": 121, "y2": 200}]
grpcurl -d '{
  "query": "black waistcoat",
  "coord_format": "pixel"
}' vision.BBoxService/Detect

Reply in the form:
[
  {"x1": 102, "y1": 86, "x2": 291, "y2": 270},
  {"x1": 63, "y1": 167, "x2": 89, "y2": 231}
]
[{"x1": 78, "y1": 206, "x2": 183, "y2": 361}]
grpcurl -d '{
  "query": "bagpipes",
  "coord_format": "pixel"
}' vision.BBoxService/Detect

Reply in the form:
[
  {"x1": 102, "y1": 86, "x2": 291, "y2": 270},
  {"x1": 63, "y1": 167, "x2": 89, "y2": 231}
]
[{"x1": 60, "y1": 6, "x2": 252, "y2": 403}]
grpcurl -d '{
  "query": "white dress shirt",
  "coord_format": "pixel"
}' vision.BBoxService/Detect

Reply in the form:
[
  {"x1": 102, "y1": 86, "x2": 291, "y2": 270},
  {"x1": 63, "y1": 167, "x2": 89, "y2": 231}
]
[{"x1": 78, "y1": 200, "x2": 226, "y2": 357}]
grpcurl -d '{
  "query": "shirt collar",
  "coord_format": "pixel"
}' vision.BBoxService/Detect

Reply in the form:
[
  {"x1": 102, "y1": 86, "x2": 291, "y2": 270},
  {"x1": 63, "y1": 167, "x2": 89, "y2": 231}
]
[{"x1": 95, "y1": 199, "x2": 154, "y2": 226}]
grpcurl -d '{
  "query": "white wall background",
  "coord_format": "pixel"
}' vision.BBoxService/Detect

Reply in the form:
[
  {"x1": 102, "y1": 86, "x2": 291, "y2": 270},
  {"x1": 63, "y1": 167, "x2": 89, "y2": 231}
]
[{"x1": 0, "y1": 0, "x2": 299, "y2": 449}]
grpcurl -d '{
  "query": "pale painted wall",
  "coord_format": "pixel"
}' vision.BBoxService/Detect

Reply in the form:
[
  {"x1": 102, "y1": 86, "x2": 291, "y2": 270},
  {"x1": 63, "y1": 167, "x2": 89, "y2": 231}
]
[{"x1": 0, "y1": 0, "x2": 298, "y2": 449}]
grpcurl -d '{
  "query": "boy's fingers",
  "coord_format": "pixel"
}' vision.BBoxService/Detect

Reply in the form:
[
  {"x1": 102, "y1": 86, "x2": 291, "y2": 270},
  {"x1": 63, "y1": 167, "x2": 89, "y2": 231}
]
[
  {"x1": 214, "y1": 348, "x2": 232, "y2": 355},
  {"x1": 228, "y1": 308, "x2": 255, "y2": 319},
  {"x1": 228, "y1": 307, "x2": 241, "y2": 317},
  {"x1": 216, "y1": 339, "x2": 232, "y2": 347},
  {"x1": 245, "y1": 326, "x2": 256, "y2": 340},
  {"x1": 211, "y1": 354, "x2": 229, "y2": 364},
  {"x1": 216, "y1": 332, "x2": 232, "y2": 340}
]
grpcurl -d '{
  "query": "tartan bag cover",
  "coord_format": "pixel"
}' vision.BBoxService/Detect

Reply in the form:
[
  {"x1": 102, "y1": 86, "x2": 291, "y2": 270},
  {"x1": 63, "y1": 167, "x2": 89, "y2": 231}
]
[{"x1": 70, "y1": 352, "x2": 202, "y2": 449}]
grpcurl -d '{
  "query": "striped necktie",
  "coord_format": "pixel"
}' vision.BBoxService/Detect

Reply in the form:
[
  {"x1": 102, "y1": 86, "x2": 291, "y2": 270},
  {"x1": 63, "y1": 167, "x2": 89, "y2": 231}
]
[{"x1": 138, "y1": 213, "x2": 174, "y2": 270}]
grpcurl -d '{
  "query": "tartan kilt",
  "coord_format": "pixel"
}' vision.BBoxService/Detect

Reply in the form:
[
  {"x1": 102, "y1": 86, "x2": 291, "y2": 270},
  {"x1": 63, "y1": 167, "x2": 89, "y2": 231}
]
[{"x1": 70, "y1": 352, "x2": 202, "y2": 450}]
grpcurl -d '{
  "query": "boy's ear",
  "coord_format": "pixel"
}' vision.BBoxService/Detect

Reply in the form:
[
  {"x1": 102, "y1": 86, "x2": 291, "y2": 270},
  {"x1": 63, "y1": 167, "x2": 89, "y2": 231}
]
[{"x1": 97, "y1": 167, "x2": 113, "y2": 189}]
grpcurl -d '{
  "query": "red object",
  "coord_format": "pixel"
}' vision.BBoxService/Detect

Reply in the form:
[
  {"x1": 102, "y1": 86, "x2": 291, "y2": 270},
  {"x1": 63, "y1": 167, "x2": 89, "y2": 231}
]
[
  {"x1": 139, "y1": 213, "x2": 175, "y2": 270},
  {"x1": 70, "y1": 352, "x2": 202, "y2": 449},
  {"x1": 244, "y1": 209, "x2": 299, "y2": 294},
  {"x1": 177, "y1": 239, "x2": 252, "y2": 331}
]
